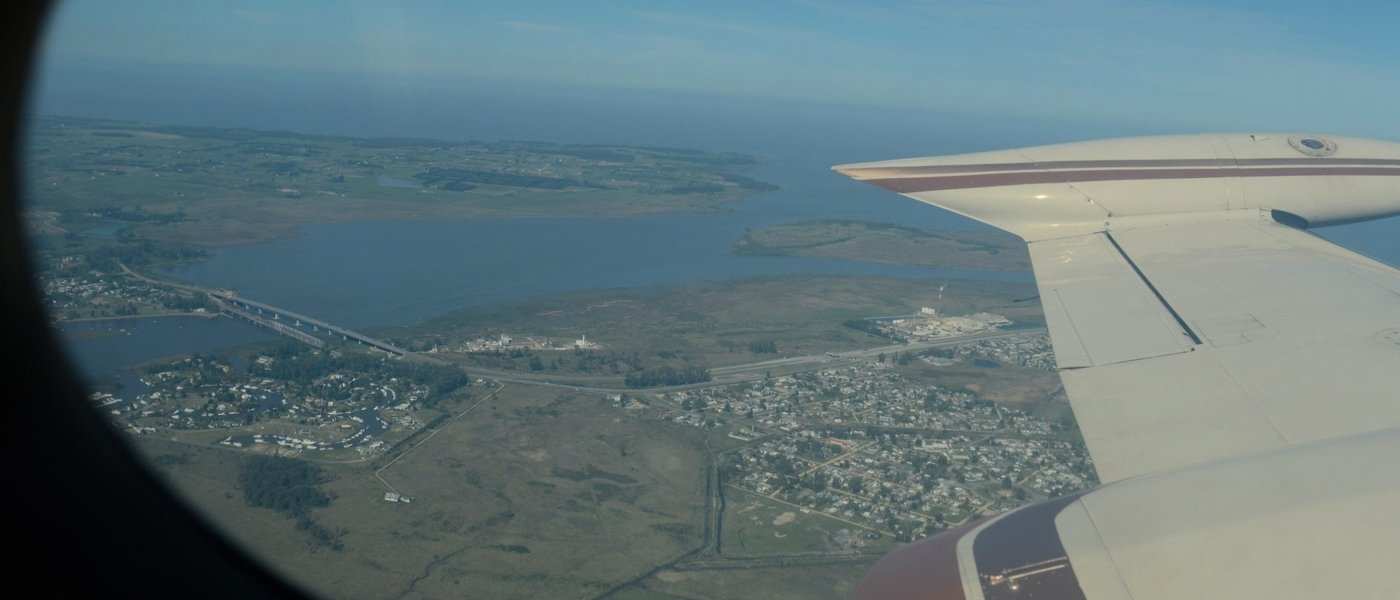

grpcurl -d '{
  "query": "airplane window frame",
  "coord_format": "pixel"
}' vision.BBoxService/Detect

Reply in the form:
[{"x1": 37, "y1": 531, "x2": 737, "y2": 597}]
[{"x1": 4, "y1": 2, "x2": 306, "y2": 596}]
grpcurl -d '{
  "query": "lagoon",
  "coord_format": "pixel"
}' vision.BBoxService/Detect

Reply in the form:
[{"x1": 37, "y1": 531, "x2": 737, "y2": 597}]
[{"x1": 154, "y1": 158, "x2": 1028, "y2": 330}]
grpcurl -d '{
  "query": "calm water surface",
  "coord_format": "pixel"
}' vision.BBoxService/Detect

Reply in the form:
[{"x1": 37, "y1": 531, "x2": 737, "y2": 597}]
[
  {"x1": 154, "y1": 158, "x2": 1026, "y2": 330},
  {"x1": 60, "y1": 156, "x2": 1031, "y2": 378}
]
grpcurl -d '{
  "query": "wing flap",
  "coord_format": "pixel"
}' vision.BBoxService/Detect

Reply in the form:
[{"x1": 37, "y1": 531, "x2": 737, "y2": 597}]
[
  {"x1": 1028, "y1": 234, "x2": 1197, "y2": 368},
  {"x1": 1065, "y1": 217, "x2": 1400, "y2": 481}
]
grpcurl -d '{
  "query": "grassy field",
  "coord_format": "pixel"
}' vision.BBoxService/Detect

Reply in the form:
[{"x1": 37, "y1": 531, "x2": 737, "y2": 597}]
[
  {"x1": 893, "y1": 359, "x2": 1064, "y2": 406},
  {"x1": 395, "y1": 273, "x2": 1043, "y2": 378},
  {"x1": 612, "y1": 561, "x2": 876, "y2": 599},
  {"x1": 720, "y1": 491, "x2": 894, "y2": 558},
  {"x1": 132, "y1": 383, "x2": 713, "y2": 599},
  {"x1": 733, "y1": 220, "x2": 1029, "y2": 270}
]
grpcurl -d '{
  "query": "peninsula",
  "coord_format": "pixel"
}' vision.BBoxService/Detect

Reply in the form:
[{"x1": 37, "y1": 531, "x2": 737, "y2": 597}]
[
  {"x1": 733, "y1": 220, "x2": 1029, "y2": 270},
  {"x1": 25, "y1": 116, "x2": 778, "y2": 247}
]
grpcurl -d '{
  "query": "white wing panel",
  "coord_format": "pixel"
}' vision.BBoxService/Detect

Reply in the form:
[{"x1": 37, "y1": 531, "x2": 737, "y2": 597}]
[
  {"x1": 1061, "y1": 217, "x2": 1400, "y2": 481},
  {"x1": 1062, "y1": 430, "x2": 1400, "y2": 600},
  {"x1": 1028, "y1": 234, "x2": 1196, "y2": 368}
]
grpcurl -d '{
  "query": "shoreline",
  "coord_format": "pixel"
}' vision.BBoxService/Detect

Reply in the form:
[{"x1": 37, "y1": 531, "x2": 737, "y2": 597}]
[{"x1": 58, "y1": 311, "x2": 222, "y2": 324}]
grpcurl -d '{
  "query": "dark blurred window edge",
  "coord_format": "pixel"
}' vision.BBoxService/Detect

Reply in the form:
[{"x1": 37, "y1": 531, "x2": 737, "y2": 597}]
[{"x1": 3, "y1": 2, "x2": 306, "y2": 596}]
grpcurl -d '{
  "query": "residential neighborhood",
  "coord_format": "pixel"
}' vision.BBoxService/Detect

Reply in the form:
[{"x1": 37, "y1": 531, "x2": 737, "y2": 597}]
[{"x1": 640, "y1": 342, "x2": 1094, "y2": 543}]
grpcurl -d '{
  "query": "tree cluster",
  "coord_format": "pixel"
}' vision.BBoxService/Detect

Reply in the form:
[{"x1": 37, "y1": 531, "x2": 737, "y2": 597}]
[
  {"x1": 624, "y1": 365, "x2": 712, "y2": 388},
  {"x1": 254, "y1": 344, "x2": 469, "y2": 407},
  {"x1": 842, "y1": 319, "x2": 895, "y2": 340},
  {"x1": 238, "y1": 455, "x2": 330, "y2": 518}
]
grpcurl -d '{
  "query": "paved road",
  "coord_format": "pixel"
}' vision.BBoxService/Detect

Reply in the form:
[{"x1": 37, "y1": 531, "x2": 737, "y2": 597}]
[
  {"x1": 477, "y1": 328, "x2": 1048, "y2": 394},
  {"x1": 709, "y1": 328, "x2": 1047, "y2": 382}
]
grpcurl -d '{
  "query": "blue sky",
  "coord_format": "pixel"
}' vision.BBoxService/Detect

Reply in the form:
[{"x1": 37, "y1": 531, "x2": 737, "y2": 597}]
[{"x1": 34, "y1": 0, "x2": 1400, "y2": 140}]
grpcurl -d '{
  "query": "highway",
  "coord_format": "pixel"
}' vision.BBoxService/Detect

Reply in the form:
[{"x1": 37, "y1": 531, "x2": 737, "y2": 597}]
[
  {"x1": 475, "y1": 327, "x2": 1047, "y2": 393},
  {"x1": 707, "y1": 327, "x2": 1047, "y2": 383}
]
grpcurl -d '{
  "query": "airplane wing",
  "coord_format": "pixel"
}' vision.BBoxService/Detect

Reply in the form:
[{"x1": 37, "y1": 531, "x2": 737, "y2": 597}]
[
  {"x1": 835, "y1": 133, "x2": 1400, "y2": 599},
  {"x1": 1029, "y1": 216, "x2": 1400, "y2": 482}
]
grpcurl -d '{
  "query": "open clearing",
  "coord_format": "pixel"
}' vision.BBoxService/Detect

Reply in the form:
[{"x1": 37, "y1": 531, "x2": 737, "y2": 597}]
[
  {"x1": 615, "y1": 561, "x2": 874, "y2": 599},
  {"x1": 719, "y1": 493, "x2": 894, "y2": 559},
  {"x1": 134, "y1": 384, "x2": 711, "y2": 599}
]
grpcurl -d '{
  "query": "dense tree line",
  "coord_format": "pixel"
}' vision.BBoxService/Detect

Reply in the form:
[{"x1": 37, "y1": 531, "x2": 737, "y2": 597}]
[
  {"x1": 68, "y1": 236, "x2": 208, "y2": 271},
  {"x1": 95, "y1": 206, "x2": 189, "y2": 224},
  {"x1": 624, "y1": 365, "x2": 712, "y2": 388},
  {"x1": 238, "y1": 455, "x2": 330, "y2": 517},
  {"x1": 469, "y1": 347, "x2": 641, "y2": 376},
  {"x1": 254, "y1": 344, "x2": 469, "y2": 407},
  {"x1": 238, "y1": 455, "x2": 346, "y2": 550},
  {"x1": 843, "y1": 319, "x2": 895, "y2": 339},
  {"x1": 140, "y1": 354, "x2": 237, "y2": 399}
]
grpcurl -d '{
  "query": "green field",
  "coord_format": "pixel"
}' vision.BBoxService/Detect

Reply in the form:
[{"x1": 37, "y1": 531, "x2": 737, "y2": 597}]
[
  {"x1": 132, "y1": 383, "x2": 713, "y2": 598},
  {"x1": 615, "y1": 561, "x2": 875, "y2": 599},
  {"x1": 893, "y1": 359, "x2": 1064, "y2": 406},
  {"x1": 720, "y1": 491, "x2": 894, "y2": 558}
]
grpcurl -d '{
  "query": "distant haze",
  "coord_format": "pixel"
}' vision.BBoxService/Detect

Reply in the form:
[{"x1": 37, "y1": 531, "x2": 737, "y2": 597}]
[
  {"x1": 24, "y1": 1, "x2": 1400, "y2": 265},
  {"x1": 30, "y1": 1, "x2": 1400, "y2": 140},
  {"x1": 29, "y1": 60, "x2": 1113, "y2": 160}
]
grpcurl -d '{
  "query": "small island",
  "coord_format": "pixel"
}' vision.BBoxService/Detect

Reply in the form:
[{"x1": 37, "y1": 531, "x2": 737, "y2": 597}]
[{"x1": 733, "y1": 220, "x2": 1029, "y2": 270}]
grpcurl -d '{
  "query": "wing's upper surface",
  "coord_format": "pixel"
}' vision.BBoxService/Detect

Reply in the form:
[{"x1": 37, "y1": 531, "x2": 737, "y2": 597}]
[
  {"x1": 836, "y1": 133, "x2": 1400, "y2": 482},
  {"x1": 1035, "y1": 216, "x2": 1400, "y2": 481}
]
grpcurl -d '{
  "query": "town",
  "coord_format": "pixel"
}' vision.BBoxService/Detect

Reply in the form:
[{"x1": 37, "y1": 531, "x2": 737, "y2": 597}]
[
  {"x1": 95, "y1": 344, "x2": 474, "y2": 460},
  {"x1": 641, "y1": 334, "x2": 1091, "y2": 543},
  {"x1": 90, "y1": 323, "x2": 1090, "y2": 543}
]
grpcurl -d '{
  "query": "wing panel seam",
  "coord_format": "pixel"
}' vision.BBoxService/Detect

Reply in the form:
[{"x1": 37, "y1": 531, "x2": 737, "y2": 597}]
[
  {"x1": 1209, "y1": 350, "x2": 1293, "y2": 445},
  {"x1": 1102, "y1": 231, "x2": 1204, "y2": 346},
  {"x1": 1048, "y1": 287, "x2": 1094, "y2": 368},
  {"x1": 1071, "y1": 499, "x2": 1138, "y2": 600}
]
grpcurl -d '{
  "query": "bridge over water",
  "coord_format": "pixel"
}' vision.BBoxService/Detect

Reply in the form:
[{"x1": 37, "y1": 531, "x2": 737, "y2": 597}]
[
  {"x1": 209, "y1": 291, "x2": 414, "y2": 358},
  {"x1": 117, "y1": 263, "x2": 431, "y2": 360}
]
